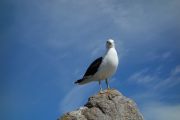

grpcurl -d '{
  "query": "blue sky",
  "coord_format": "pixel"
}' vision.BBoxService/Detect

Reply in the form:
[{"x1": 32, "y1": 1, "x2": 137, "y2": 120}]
[{"x1": 1, "y1": 0, "x2": 180, "y2": 120}]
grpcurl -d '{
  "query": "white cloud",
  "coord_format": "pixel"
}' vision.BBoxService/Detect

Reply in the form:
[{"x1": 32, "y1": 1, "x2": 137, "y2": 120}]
[
  {"x1": 145, "y1": 51, "x2": 172, "y2": 61},
  {"x1": 128, "y1": 68, "x2": 159, "y2": 85},
  {"x1": 142, "y1": 102, "x2": 180, "y2": 120},
  {"x1": 128, "y1": 65, "x2": 180, "y2": 91},
  {"x1": 171, "y1": 65, "x2": 180, "y2": 76},
  {"x1": 153, "y1": 65, "x2": 180, "y2": 90},
  {"x1": 162, "y1": 52, "x2": 172, "y2": 59},
  {"x1": 99, "y1": 0, "x2": 180, "y2": 33}
]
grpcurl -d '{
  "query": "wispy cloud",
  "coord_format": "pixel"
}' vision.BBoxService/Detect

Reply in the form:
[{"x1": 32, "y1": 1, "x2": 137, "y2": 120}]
[
  {"x1": 129, "y1": 65, "x2": 180, "y2": 120},
  {"x1": 59, "y1": 84, "x2": 97, "y2": 114},
  {"x1": 162, "y1": 52, "x2": 172, "y2": 59},
  {"x1": 153, "y1": 65, "x2": 180, "y2": 90},
  {"x1": 145, "y1": 51, "x2": 172, "y2": 61},
  {"x1": 128, "y1": 68, "x2": 160, "y2": 87},
  {"x1": 99, "y1": 0, "x2": 180, "y2": 33},
  {"x1": 171, "y1": 65, "x2": 180, "y2": 76},
  {"x1": 128, "y1": 65, "x2": 180, "y2": 91}
]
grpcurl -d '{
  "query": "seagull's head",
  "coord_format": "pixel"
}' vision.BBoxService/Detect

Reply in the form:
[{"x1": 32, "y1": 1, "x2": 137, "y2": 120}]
[{"x1": 106, "y1": 39, "x2": 115, "y2": 49}]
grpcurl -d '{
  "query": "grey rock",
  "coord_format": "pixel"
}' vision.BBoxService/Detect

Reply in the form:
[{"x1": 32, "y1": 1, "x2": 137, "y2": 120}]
[{"x1": 58, "y1": 89, "x2": 143, "y2": 120}]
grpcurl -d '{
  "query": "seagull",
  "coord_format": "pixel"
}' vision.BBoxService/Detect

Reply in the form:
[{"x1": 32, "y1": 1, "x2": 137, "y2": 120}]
[{"x1": 75, "y1": 39, "x2": 119, "y2": 91}]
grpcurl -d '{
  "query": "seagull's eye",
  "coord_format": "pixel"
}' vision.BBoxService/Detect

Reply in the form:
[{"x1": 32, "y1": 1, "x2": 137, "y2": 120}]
[{"x1": 107, "y1": 41, "x2": 110, "y2": 44}]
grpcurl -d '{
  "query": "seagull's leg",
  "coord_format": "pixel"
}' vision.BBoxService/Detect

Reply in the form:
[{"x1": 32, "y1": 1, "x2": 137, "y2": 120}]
[
  {"x1": 105, "y1": 78, "x2": 110, "y2": 90},
  {"x1": 99, "y1": 80, "x2": 103, "y2": 93}
]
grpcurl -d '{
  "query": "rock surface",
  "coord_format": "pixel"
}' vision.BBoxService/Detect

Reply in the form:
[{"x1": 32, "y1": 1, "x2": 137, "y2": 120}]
[{"x1": 59, "y1": 89, "x2": 143, "y2": 120}]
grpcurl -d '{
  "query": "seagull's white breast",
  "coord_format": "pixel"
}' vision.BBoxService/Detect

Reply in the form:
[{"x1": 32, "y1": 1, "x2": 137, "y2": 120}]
[{"x1": 94, "y1": 47, "x2": 119, "y2": 80}]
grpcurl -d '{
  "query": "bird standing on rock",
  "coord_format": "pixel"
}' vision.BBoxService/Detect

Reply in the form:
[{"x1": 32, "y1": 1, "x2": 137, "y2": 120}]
[{"x1": 75, "y1": 39, "x2": 119, "y2": 92}]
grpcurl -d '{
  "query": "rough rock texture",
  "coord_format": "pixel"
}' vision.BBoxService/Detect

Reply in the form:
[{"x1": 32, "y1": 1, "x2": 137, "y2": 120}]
[{"x1": 59, "y1": 89, "x2": 143, "y2": 120}]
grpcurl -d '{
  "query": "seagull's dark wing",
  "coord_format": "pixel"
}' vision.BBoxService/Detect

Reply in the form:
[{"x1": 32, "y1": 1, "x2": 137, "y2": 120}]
[{"x1": 83, "y1": 57, "x2": 103, "y2": 77}]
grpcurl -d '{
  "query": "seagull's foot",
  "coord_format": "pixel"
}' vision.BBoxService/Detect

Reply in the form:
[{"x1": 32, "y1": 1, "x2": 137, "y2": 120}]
[
  {"x1": 107, "y1": 87, "x2": 111, "y2": 90},
  {"x1": 98, "y1": 90, "x2": 104, "y2": 95},
  {"x1": 100, "y1": 90, "x2": 103, "y2": 94},
  {"x1": 98, "y1": 87, "x2": 104, "y2": 94},
  {"x1": 105, "y1": 88, "x2": 114, "y2": 95},
  {"x1": 106, "y1": 87, "x2": 112, "y2": 92}
]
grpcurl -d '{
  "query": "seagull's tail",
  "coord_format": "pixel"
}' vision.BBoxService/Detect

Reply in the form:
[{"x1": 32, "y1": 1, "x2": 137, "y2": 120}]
[
  {"x1": 74, "y1": 78, "x2": 92, "y2": 85},
  {"x1": 74, "y1": 79, "x2": 84, "y2": 84}
]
